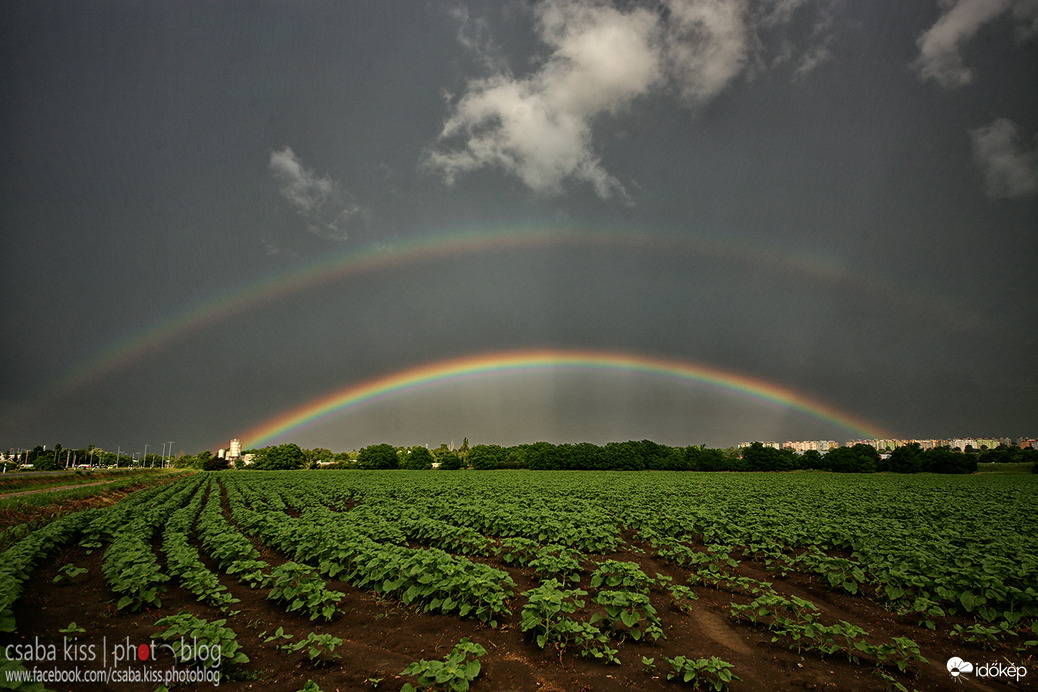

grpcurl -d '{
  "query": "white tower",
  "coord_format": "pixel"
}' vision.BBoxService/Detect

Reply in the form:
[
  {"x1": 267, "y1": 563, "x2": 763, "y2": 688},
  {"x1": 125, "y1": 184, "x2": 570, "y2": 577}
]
[{"x1": 229, "y1": 438, "x2": 242, "y2": 459}]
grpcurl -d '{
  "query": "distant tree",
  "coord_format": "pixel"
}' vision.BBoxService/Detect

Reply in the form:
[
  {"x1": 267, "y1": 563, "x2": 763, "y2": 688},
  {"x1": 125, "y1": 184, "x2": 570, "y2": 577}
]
[
  {"x1": 469, "y1": 444, "x2": 506, "y2": 470},
  {"x1": 167, "y1": 453, "x2": 186, "y2": 468},
  {"x1": 438, "y1": 451, "x2": 463, "y2": 470},
  {"x1": 194, "y1": 450, "x2": 214, "y2": 469},
  {"x1": 569, "y1": 442, "x2": 604, "y2": 470},
  {"x1": 503, "y1": 446, "x2": 528, "y2": 469},
  {"x1": 635, "y1": 439, "x2": 670, "y2": 470},
  {"x1": 357, "y1": 443, "x2": 400, "y2": 470},
  {"x1": 32, "y1": 451, "x2": 59, "y2": 471},
  {"x1": 301, "y1": 447, "x2": 333, "y2": 468},
  {"x1": 741, "y1": 442, "x2": 784, "y2": 472},
  {"x1": 400, "y1": 446, "x2": 434, "y2": 470},
  {"x1": 524, "y1": 442, "x2": 560, "y2": 470},
  {"x1": 203, "y1": 456, "x2": 229, "y2": 471},
  {"x1": 921, "y1": 446, "x2": 975, "y2": 474},
  {"x1": 691, "y1": 447, "x2": 729, "y2": 471},
  {"x1": 823, "y1": 444, "x2": 879, "y2": 473},
  {"x1": 888, "y1": 443, "x2": 922, "y2": 473},
  {"x1": 661, "y1": 446, "x2": 689, "y2": 470},
  {"x1": 800, "y1": 449, "x2": 825, "y2": 470},
  {"x1": 604, "y1": 441, "x2": 644, "y2": 470},
  {"x1": 252, "y1": 443, "x2": 305, "y2": 470}
]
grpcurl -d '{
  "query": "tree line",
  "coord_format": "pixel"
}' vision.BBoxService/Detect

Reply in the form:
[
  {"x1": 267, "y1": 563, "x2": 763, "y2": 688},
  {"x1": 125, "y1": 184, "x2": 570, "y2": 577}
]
[
  {"x1": 232, "y1": 439, "x2": 1038, "y2": 474},
  {"x1": 11, "y1": 439, "x2": 1034, "y2": 474}
]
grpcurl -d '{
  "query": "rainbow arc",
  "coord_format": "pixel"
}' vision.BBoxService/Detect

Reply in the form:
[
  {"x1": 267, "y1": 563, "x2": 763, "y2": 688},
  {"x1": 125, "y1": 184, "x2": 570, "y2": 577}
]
[{"x1": 240, "y1": 348, "x2": 889, "y2": 448}]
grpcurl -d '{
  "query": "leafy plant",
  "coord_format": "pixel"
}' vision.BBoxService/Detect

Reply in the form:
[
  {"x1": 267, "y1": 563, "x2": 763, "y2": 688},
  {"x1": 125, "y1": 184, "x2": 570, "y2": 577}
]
[
  {"x1": 260, "y1": 625, "x2": 294, "y2": 646},
  {"x1": 225, "y1": 558, "x2": 272, "y2": 588},
  {"x1": 52, "y1": 563, "x2": 88, "y2": 583},
  {"x1": 669, "y1": 584, "x2": 700, "y2": 612},
  {"x1": 58, "y1": 621, "x2": 86, "y2": 634},
  {"x1": 591, "y1": 590, "x2": 665, "y2": 642},
  {"x1": 665, "y1": 655, "x2": 740, "y2": 690},
  {"x1": 152, "y1": 612, "x2": 249, "y2": 670},
  {"x1": 529, "y1": 545, "x2": 583, "y2": 583},
  {"x1": 589, "y1": 560, "x2": 655, "y2": 592},
  {"x1": 520, "y1": 580, "x2": 619, "y2": 663},
  {"x1": 400, "y1": 638, "x2": 486, "y2": 692},
  {"x1": 268, "y1": 562, "x2": 343, "y2": 621},
  {"x1": 287, "y1": 632, "x2": 343, "y2": 664}
]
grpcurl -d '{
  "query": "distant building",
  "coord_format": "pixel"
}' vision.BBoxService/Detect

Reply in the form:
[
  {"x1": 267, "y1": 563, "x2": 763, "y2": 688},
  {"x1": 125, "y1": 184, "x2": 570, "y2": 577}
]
[
  {"x1": 228, "y1": 438, "x2": 242, "y2": 459},
  {"x1": 737, "y1": 441, "x2": 781, "y2": 450},
  {"x1": 782, "y1": 440, "x2": 837, "y2": 454}
]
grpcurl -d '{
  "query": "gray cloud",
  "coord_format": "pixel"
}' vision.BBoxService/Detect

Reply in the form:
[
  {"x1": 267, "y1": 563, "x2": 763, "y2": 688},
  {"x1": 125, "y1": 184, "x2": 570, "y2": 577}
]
[
  {"x1": 970, "y1": 118, "x2": 1038, "y2": 199},
  {"x1": 913, "y1": 0, "x2": 1013, "y2": 88},
  {"x1": 268, "y1": 147, "x2": 364, "y2": 241},
  {"x1": 1012, "y1": 0, "x2": 1038, "y2": 38}
]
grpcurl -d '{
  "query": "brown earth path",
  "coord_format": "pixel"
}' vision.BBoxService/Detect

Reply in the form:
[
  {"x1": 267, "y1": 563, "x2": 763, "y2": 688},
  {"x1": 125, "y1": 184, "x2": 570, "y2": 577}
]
[{"x1": 0, "y1": 480, "x2": 116, "y2": 499}]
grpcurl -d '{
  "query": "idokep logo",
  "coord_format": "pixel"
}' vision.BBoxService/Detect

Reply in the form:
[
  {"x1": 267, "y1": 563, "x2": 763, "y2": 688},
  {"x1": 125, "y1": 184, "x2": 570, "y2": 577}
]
[
  {"x1": 947, "y1": 656, "x2": 1028, "y2": 683},
  {"x1": 946, "y1": 657, "x2": 973, "y2": 679}
]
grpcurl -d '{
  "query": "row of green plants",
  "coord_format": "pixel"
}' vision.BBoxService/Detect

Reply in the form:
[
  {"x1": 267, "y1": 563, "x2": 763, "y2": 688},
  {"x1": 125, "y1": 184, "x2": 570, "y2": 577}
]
[
  {"x1": 98, "y1": 476, "x2": 208, "y2": 611},
  {"x1": 219, "y1": 477, "x2": 518, "y2": 627},
  {"x1": 161, "y1": 479, "x2": 240, "y2": 610},
  {"x1": 3, "y1": 469, "x2": 1036, "y2": 690},
  {"x1": 218, "y1": 469, "x2": 1038, "y2": 648}
]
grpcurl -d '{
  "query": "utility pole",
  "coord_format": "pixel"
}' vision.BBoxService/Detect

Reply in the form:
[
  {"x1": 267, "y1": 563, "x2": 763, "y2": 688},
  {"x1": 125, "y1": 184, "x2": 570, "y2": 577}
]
[{"x1": 143, "y1": 444, "x2": 149, "y2": 468}]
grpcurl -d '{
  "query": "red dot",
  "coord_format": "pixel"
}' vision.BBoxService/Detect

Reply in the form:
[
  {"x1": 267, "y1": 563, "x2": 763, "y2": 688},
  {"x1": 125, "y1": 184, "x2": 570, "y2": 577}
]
[{"x1": 138, "y1": 644, "x2": 150, "y2": 661}]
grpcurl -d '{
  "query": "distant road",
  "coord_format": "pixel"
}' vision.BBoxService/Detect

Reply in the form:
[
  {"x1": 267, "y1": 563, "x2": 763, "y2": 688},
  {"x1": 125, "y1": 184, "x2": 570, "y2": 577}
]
[
  {"x1": 0, "y1": 468, "x2": 150, "y2": 478},
  {"x1": 0, "y1": 480, "x2": 116, "y2": 499}
]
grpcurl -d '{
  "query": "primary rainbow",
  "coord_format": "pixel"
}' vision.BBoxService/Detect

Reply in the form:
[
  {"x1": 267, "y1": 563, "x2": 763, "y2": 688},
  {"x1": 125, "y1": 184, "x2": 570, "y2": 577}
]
[{"x1": 240, "y1": 348, "x2": 890, "y2": 448}]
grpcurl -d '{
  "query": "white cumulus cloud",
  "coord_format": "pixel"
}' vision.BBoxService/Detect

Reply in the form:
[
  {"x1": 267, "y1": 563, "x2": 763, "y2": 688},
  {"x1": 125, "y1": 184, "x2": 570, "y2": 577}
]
[
  {"x1": 426, "y1": 0, "x2": 661, "y2": 200},
  {"x1": 268, "y1": 147, "x2": 364, "y2": 241},
  {"x1": 970, "y1": 118, "x2": 1038, "y2": 199},
  {"x1": 662, "y1": 0, "x2": 750, "y2": 103},
  {"x1": 426, "y1": 0, "x2": 840, "y2": 199},
  {"x1": 913, "y1": 0, "x2": 1014, "y2": 88}
]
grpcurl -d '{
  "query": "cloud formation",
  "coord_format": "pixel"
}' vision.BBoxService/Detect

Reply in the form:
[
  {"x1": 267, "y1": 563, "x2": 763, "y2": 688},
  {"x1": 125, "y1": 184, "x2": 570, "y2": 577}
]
[
  {"x1": 969, "y1": 118, "x2": 1038, "y2": 199},
  {"x1": 426, "y1": 0, "x2": 662, "y2": 200},
  {"x1": 269, "y1": 147, "x2": 364, "y2": 241},
  {"x1": 758, "y1": 0, "x2": 840, "y2": 76},
  {"x1": 426, "y1": 0, "x2": 842, "y2": 199},
  {"x1": 662, "y1": 0, "x2": 749, "y2": 103},
  {"x1": 913, "y1": 0, "x2": 1021, "y2": 88}
]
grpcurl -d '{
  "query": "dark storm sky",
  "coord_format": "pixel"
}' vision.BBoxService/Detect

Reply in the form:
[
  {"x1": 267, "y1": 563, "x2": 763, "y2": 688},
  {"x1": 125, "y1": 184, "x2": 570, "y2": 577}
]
[{"x1": 2, "y1": 0, "x2": 1035, "y2": 455}]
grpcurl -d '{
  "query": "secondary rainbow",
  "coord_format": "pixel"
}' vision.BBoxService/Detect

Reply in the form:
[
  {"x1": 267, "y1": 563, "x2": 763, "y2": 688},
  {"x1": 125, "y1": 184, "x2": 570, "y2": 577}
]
[
  {"x1": 240, "y1": 348, "x2": 890, "y2": 448},
  {"x1": 47, "y1": 225, "x2": 965, "y2": 399}
]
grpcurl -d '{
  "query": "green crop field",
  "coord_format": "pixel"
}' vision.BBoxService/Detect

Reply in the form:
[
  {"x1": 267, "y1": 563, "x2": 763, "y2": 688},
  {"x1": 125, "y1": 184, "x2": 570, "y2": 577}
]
[{"x1": 1, "y1": 470, "x2": 1035, "y2": 691}]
